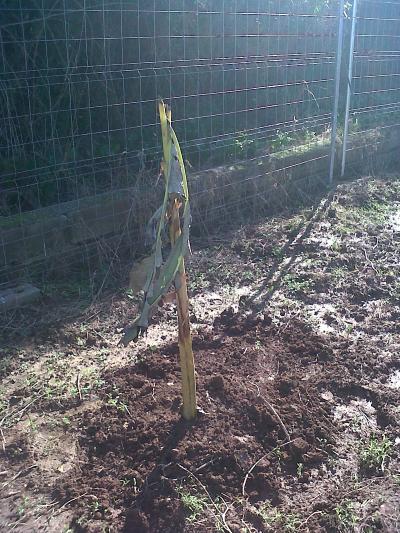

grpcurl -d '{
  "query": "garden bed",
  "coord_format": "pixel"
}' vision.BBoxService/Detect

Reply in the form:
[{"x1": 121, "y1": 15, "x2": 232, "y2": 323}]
[{"x1": 0, "y1": 175, "x2": 399, "y2": 532}]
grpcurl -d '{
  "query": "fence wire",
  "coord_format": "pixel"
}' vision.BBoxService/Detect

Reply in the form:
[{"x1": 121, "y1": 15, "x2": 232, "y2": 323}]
[
  {"x1": 343, "y1": 0, "x2": 400, "y2": 168},
  {"x1": 0, "y1": 0, "x2": 398, "y2": 293}
]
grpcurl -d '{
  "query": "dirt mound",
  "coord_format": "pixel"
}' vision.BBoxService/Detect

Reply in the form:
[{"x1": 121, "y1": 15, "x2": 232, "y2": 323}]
[{"x1": 57, "y1": 313, "x2": 337, "y2": 532}]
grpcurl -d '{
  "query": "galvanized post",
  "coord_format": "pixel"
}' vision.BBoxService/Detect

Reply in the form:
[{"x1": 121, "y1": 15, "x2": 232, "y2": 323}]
[
  {"x1": 328, "y1": 0, "x2": 346, "y2": 185},
  {"x1": 341, "y1": 0, "x2": 359, "y2": 177}
]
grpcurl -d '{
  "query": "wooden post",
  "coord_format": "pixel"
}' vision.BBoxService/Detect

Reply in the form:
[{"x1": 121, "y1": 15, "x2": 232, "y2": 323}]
[{"x1": 168, "y1": 196, "x2": 197, "y2": 420}]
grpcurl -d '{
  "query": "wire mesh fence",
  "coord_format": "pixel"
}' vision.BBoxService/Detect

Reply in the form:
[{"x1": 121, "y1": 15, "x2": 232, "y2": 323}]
[
  {"x1": 342, "y1": 0, "x2": 400, "y2": 174},
  {"x1": 0, "y1": 0, "x2": 399, "y2": 294}
]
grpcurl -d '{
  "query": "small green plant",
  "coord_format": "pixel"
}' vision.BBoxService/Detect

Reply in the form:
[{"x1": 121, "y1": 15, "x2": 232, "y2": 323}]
[
  {"x1": 256, "y1": 503, "x2": 300, "y2": 531},
  {"x1": 234, "y1": 133, "x2": 257, "y2": 157},
  {"x1": 332, "y1": 266, "x2": 346, "y2": 280},
  {"x1": 283, "y1": 273, "x2": 313, "y2": 294},
  {"x1": 330, "y1": 239, "x2": 342, "y2": 252},
  {"x1": 106, "y1": 391, "x2": 129, "y2": 414},
  {"x1": 0, "y1": 355, "x2": 12, "y2": 376},
  {"x1": 273, "y1": 448, "x2": 284, "y2": 462},
  {"x1": 178, "y1": 487, "x2": 207, "y2": 523},
  {"x1": 335, "y1": 500, "x2": 358, "y2": 532},
  {"x1": 17, "y1": 496, "x2": 30, "y2": 518},
  {"x1": 243, "y1": 270, "x2": 256, "y2": 282},
  {"x1": 0, "y1": 390, "x2": 7, "y2": 416},
  {"x1": 285, "y1": 514, "x2": 301, "y2": 532},
  {"x1": 257, "y1": 503, "x2": 283, "y2": 527},
  {"x1": 271, "y1": 245, "x2": 284, "y2": 259},
  {"x1": 271, "y1": 130, "x2": 293, "y2": 153},
  {"x1": 301, "y1": 0, "x2": 351, "y2": 16},
  {"x1": 359, "y1": 435, "x2": 393, "y2": 473},
  {"x1": 89, "y1": 497, "x2": 101, "y2": 514},
  {"x1": 27, "y1": 416, "x2": 38, "y2": 433},
  {"x1": 120, "y1": 477, "x2": 137, "y2": 493},
  {"x1": 338, "y1": 201, "x2": 390, "y2": 232},
  {"x1": 344, "y1": 323, "x2": 354, "y2": 335},
  {"x1": 296, "y1": 463, "x2": 304, "y2": 478}
]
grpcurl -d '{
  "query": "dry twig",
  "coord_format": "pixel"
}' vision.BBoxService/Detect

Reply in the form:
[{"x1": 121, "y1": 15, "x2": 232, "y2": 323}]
[
  {"x1": 177, "y1": 464, "x2": 233, "y2": 533},
  {"x1": 249, "y1": 383, "x2": 291, "y2": 442},
  {"x1": 242, "y1": 440, "x2": 294, "y2": 496},
  {"x1": 1, "y1": 465, "x2": 38, "y2": 490}
]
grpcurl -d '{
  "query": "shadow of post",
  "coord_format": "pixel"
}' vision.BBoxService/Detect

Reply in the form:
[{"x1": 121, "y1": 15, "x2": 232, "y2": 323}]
[{"x1": 247, "y1": 184, "x2": 337, "y2": 315}]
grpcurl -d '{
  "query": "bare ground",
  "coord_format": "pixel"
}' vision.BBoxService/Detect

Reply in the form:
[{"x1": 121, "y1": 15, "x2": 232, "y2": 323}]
[{"x1": 0, "y1": 175, "x2": 399, "y2": 532}]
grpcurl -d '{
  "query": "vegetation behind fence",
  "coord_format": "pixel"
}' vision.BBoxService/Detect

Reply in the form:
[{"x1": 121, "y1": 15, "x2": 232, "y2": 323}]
[{"x1": 0, "y1": 0, "x2": 399, "y2": 289}]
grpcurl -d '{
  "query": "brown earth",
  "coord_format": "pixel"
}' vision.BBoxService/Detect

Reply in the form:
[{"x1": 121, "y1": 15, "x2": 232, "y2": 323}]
[
  {"x1": 57, "y1": 309, "x2": 398, "y2": 532},
  {"x1": 0, "y1": 175, "x2": 399, "y2": 532}
]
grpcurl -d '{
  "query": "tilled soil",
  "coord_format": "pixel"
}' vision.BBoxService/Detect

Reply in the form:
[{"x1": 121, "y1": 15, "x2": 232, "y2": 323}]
[
  {"x1": 58, "y1": 315, "x2": 338, "y2": 532},
  {"x1": 1, "y1": 175, "x2": 399, "y2": 532},
  {"x1": 57, "y1": 309, "x2": 398, "y2": 532}
]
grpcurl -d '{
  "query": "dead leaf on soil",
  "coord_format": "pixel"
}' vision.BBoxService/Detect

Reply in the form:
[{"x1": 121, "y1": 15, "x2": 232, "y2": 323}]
[{"x1": 129, "y1": 256, "x2": 153, "y2": 294}]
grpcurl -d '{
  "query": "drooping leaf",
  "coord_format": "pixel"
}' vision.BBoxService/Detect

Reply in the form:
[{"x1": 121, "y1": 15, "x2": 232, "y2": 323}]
[
  {"x1": 121, "y1": 100, "x2": 191, "y2": 347},
  {"x1": 129, "y1": 255, "x2": 154, "y2": 295}
]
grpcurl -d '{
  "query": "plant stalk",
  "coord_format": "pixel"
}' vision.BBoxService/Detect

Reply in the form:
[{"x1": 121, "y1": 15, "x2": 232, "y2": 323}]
[{"x1": 169, "y1": 196, "x2": 197, "y2": 420}]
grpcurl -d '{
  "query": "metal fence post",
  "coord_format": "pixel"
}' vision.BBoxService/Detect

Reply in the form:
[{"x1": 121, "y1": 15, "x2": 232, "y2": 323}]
[
  {"x1": 328, "y1": 0, "x2": 346, "y2": 185},
  {"x1": 341, "y1": 0, "x2": 359, "y2": 177}
]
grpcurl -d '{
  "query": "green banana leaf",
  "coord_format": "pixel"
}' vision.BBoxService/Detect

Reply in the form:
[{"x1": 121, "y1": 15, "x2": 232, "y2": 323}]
[{"x1": 120, "y1": 101, "x2": 191, "y2": 347}]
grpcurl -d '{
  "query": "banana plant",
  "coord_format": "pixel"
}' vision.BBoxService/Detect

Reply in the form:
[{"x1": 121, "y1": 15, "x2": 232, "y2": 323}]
[{"x1": 121, "y1": 100, "x2": 197, "y2": 420}]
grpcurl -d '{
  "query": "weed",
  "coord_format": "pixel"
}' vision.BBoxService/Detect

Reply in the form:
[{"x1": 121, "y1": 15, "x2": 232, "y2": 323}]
[
  {"x1": 76, "y1": 515, "x2": 89, "y2": 527},
  {"x1": 213, "y1": 496, "x2": 230, "y2": 531},
  {"x1": 389, "y1": 280, "x2": 400, "y2": 301},
  {"x1": 243, "y1": 270, "x2": 256, "y2": 282},
  {"x1": 331, "y1": 266, "x2": 347, "y2": 280},
  {"x1": 296, "y1": 463, "x2": 304, "y2": 478},
  {"x1": 285, "y1": 216, "x2": 303, "y2": 233},
  {"x1": 90, "y1": 497, "x2": 101, "y2": 514},
  {"x1": 271, "y1": 127, "x2": 330, "y2": 159},
  {"x1": 234, "y1": 133, "x2": 257, "y2": 157},
  {"x1": 330, "y1": 239, "x2": 342, "y2": 253},
  {"x1": 344, "y1": 323, "x2": 354, "y2": 335},
  {"x1": 17, "y1": 496, "x2": 30, "y2": 518},
  {"x1": 44, "y1": 378, "x2": 67, "y2": 399},
  {"x1": 190, "y1": 271, "x2": 209, "y2": 292},
  {"x1": 273, "y1": 448, "x2": 284, "y2": 462},
  {"x1": 359, "y1": 435, "x2": 393, "y2": 473},
  {"x1": 285, "y1": 513, "x2": 301, "y2": 532},
  {"x1": 360, "y1": 201, "x2": 390, "y2": 224},
  {"x1": 178, "y1": 487, "x2": 207, "y2": 523},
  {"x1": 256, "y1": 503, "x2": 283, "y2": 527},
  {"x1": 95, "y1": 347, "x2": 110, "y2": 363},
  {"x1": 0, "y1": 390, "x2": 7, "y2": 417},
  {"x1": 283, "y1": 274, "x2": 313, "y2": 293},
  {"x1": 120, "y1": 477, "x2": 137, "y2": 493},
  {"x1": 42, "y1": 278, "x2": 93, "y2": 301},
  {"x1": 106, "y1": 388, "x2": 130, "y2": 415},
  {"x1": 271, "y1": 245, "x2": 284, "y2": 259},
  {"x1": 337, "y1": 201, "x2": 390, "y2": 234},
  {"x1": 0, "y1": 355, "x2": 12, "y2": 376},
  {"x1": 271, "y1": 130, "x2": 293, "y2": 153},
  {"x1": 335, "y1": 500, "x2": 358, "y2": 532},
  {"x1": 26, "y1": 416, "x2": 38, "y2": 433},
  {"x1": 256, "y1": 503, "x2": 300, "y2": 531}
]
